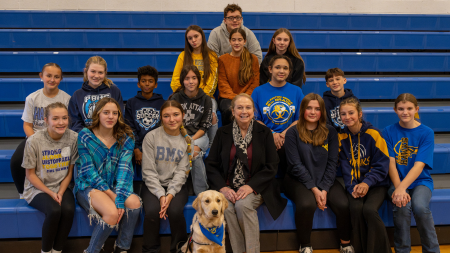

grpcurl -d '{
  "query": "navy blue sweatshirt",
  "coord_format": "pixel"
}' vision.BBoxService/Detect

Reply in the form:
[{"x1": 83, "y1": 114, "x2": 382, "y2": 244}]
[
  {"x1": 68, "y1": 81, "x2": 124, "y2": 133},
  {"x1": 338, "y1": 120, "x2": 390, "y2": 194},
  {"x1": 124, "y1": 91, "x2": 165, "y2": 151},
  {"x1": 285, "y1": 124, "x2": 339, "y2": 192},
  {"x1": 323, "y1": 89, "x2": 358, "y2": 133}
]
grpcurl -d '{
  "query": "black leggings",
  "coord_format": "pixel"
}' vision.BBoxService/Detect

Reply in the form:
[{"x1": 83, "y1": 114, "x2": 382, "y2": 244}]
[
  {"x1": 29, "y1": 188, "x2": 75, "y2": 252},
  {"x1": 219, "y1": 98, "x2": 232, "y2": 127},
  {"x1": 10, "y1": 139, "x2": 27, "y2": 194},
  {"x1": 348, "y1": 186, "x2": 392, "y2": 253},
  {"x1": 141, "y1": 183, "x2": 188, "y2": 253},
  {"x1": 284, "y1": 175, "x2": 351, "y2": 246}
]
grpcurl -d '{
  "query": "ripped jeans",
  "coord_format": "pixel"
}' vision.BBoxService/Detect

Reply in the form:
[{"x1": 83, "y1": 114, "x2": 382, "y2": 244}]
[
  {"x1": 207, "y1": 98, "x2": 219, "y2": 148},
  {"x1": 191, "y1": 134, "x2": 209, "y2": 195},
  {"x1": 77, "y1": 188, "x2": 142, "y2": 253}
]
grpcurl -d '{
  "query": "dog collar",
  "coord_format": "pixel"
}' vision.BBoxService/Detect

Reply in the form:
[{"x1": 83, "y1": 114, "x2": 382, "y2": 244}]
[{"x1": 199, "y1": 222, "x2": 224, "y2": 246}]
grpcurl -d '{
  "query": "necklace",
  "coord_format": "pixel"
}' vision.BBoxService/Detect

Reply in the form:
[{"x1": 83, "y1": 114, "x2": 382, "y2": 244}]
[{"x1": 94, "y1": 130, "x2": 114, "y2": 142}]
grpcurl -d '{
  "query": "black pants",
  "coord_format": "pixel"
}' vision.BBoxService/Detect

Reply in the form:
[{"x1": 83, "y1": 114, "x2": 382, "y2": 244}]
[
  {"x1": 10, "y1": 139, "x2": 27, "y2": 194},
  {"x1": 348, "y1": 186, "x2": 392, "y2": 253},
  {"x1": 284, "y1": 175, "x2": 351, "y2": 246},
  {"x1": 29, "y1": 189, "x2": 75, "y2": 252},
  {"x1": 219, "y1": 98, "x2": 232, "y2": 127},
  {"x1": 141, "y1": 183, "x2": 188, "y2": 253}
]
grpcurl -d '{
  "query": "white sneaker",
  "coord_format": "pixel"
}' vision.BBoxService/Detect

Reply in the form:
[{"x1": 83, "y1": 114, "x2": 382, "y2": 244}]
[
  {"x1": 340, "y1": 245, "x2": 355, "y2": 253},
  {"x1": 19, "y1": 193, "x2": 24, "y2": 199},
  {"x1": 300, "y1": 247, "x2": 313, "y2": 253}
]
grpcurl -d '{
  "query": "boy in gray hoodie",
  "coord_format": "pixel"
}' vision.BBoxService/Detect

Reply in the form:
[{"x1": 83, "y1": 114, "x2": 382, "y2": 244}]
[{"x1": 207, "y1": 3, "x2": 263, "y2": 64}]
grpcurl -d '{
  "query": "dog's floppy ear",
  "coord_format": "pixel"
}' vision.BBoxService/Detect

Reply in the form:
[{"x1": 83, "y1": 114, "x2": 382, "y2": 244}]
[
  {"x1": 193, "y1": 192, "x2": 203, "y2": 215},
  {"x1": 220, "y1": 192, "x2": 228, "y2": 214}
]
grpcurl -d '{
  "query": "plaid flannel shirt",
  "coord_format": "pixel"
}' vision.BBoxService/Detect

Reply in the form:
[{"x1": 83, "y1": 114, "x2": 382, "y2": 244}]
[{"x1": 74, "y1": 128, "x2": 135, "y2": 209}]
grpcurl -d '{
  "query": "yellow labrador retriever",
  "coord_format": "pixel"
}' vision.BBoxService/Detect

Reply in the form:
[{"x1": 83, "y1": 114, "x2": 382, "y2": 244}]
[{"x1": 180, "y1": 190, "x2": 228, "y2": 253}]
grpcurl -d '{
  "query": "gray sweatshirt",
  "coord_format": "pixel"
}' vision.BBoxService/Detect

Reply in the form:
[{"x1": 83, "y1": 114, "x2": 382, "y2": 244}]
[
  {"x1": 207, "y1": 21, "x2": 262, "y2": 64},
  {"x1": 141, "y1": 126, "x2": 190, "y2": 199}
]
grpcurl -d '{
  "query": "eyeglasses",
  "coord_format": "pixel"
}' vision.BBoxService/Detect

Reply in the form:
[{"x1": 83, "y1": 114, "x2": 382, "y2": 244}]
[{"x1": 225, "y1": 16, "x2": 243, "y2": 21}]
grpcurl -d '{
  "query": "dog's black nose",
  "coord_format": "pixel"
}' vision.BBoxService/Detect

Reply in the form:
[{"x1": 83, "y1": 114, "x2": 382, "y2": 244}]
[{"x1": 212, "y1": 210, "x2": 218, "y2": 216}]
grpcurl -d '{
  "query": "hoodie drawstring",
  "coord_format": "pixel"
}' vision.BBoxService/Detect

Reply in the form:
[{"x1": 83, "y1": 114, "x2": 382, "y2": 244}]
[{"x1": 349, "y1": 133, "x2": 361, "y2": 183}]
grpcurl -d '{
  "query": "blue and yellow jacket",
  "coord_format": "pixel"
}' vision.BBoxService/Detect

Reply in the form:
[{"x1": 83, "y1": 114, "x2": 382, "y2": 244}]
[{"x1": 338, "y1": 120, "x2": 390, "y2": 194}]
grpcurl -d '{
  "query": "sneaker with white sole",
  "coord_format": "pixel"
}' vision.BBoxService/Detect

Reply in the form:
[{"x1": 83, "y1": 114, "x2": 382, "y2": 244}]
[
  {"x1": 340, "y1": 245, "x2": 355, "y2": 253},
  {"x1": 300, "y1": 246, "x2": 313, "y2": 253}
]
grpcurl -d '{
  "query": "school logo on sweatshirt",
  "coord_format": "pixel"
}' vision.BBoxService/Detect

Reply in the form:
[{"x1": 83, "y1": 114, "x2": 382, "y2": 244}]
[
  {"x1": 136, "y1": 107, "x2": 160, "y2": 131},
  {"x1": 33, "y1": 107, "x2": 46, "y2": 128},
  {"x1": 263, "y1": 96, "x2": 295, "y2": 125},
  {"x1": 330, "y1": 106, "x2": 344, "y2": 129},
  {"x1": 82, "y1": 94, "x2": 111, "y2": 125},
  {"x1": 394, "y1": 137, "x2": 418, "y2": 166}
]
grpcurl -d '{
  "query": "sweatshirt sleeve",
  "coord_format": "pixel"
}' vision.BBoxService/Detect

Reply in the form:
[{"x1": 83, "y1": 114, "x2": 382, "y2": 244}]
[
  {"x1": 285, "y1": 128, "x2": 316, "y2": 189},
  {"x1": 167, "y1": 141, "x2": 190, "y2": 197},
  {"x1": 76, "y1": 131, "x2": 110, "y2": 191},
  {"x1": 21, "y1": 95, "x2": 34, "y2": 124},
  {"x1": 199, "y1": 96, "x2": 213, "y2": 132},
  {"x1": 361, "y1": 130, "x2": 391, "y2": 187},
  {"x1": 251, "y1": 89, "x2": 263, "y2": 122},
  {"x1": 207, "y1": 29, "x2": 221, "y2": 57},
  {"x1": 291, "y1": 58, "x2": 305, "y2": 88},
  {"x1": 170, "y1": 52, "x2": 184, "y2": 93},
  {"x1": 114, "y1": 87, "x2": 125, "y2": 114},
  {"x1": 245, "y1": 29, "x2": 262, "y2": 64},
  {"x1": 318, "y1": 128, "x2": 339, "y2": 192},
  {"x1": 68, "y1": 94, "x2": 85, "y2": 133},
  {"x1": 218, "y1": 57, "x2": 237, "y2": 100},
  {"x1": 141, "y1": 132, "x2": 166, "y2": 199},
  {"x1": 202, "y1": 52, "x2": 219, "y2": 97},
  {"x1": 242, "y1": 55, "x2": 260, "y2": 96},
  {"x1": 259, "y1": 56, "x2": 270, "y2": 85},
  {"x1": 338, "y1": 137, "x2": 357, "y2": 194},
  {"x1": 114, "y1": 137, "x2": 134, "y2": 209}
]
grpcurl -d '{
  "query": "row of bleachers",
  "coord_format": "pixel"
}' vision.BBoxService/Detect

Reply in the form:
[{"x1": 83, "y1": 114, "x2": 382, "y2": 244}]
[
  {"x1": 2, "y1": 29, "x2": 450, "y2": 49},
  {"x1": 2, "y1": 105, "x2": 450, "y2": 137},
  {"x1": 1, "y1": 51, "x2": 450, "y2": 73},
  {"x1": 2, "y1": 77, "x2": 450, "y2": 102},
  {"x1": 1, "y1": 189, "x2": 449, "y2": 239},
  {"x1": 1, "y1": 11, "x2": 449, "y2": 30}
]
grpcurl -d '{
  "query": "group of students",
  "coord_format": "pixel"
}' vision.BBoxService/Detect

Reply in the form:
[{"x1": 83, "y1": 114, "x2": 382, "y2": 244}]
[{"x1": 8, "y1": 3, "x2": 440, "y2": 253}]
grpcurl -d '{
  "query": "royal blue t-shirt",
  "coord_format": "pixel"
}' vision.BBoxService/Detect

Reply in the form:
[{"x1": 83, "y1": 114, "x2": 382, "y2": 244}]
[
  {"x1": 382, "y1": 122, "x2": 434, "y2": 191},
  {"x1": 251, "y1": 82, "x2": 304, "y2": 133}
]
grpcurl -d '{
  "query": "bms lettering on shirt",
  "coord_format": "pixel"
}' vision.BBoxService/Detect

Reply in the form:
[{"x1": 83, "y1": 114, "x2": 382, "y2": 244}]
[
  {"x1": 33, "y1": 107, "x2": 46, "y2": 128},
  {"x1": 82, "y1": 94, "x2": 111, "y2": 125},
  {"x1": 394, "y1": 137, "x2": 418, "y2": 166},
  {"x1": 136, "y1": 107, "x2": 160, "y2": 131},
  {"x1": 348, "y1": 144, "x2": 370, "y2": 180},
  {"x1": 156, "y1": 146, "x2": 184, "y2": 163},
  {"x1": 41, "y1": 148, "x2": 71, "y2": 173},
  {"x1": 262, "y1": 96, "x2": 295, "y2": 125},
  {"x1": 181, "y1": 103, "x2": 204, "y2": 126},
  {"x1": 330, "y1": 106, "x2": 344, "y2": 129}
]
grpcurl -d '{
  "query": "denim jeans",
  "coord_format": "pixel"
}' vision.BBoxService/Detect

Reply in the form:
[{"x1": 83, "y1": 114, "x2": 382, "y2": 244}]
[
  {"x1": 388, "y1": 185, "x2": 440, "y2": 253},
  {"x1": 191, "y1": 134, "x2": 209, "y2": 195},
  {"x1": 77, "y1": 187, "x2": 142, "y2": 253},
  {"x1": 207, "y1": 97, "x2": 219, "y2": 147}
]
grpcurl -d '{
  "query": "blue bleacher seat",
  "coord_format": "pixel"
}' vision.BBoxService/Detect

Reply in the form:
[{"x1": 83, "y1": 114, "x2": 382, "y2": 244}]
[
  {"x1": 0, "y1": 11, "x2": 449, "y2": 31},
  {"x1": 3, "y1": 77, "x2": 450, "y2": 102},
  {"x1": 2, "y1": 30, "x2": 450, "y2": 50},
  {"x1": 1, "y1": 145, "x2": 449, "y2": 183},
  {"x1": 1, "y1": 190, "x2": 450, "y2": 238},
  {"x1": 1, "y1": 52, "x2": 450, "y2": 73}
]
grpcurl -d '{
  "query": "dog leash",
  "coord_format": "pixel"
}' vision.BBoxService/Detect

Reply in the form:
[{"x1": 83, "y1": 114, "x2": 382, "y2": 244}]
[{"x1": 183, "y1": 216, "x2": 215, "y2": 253}]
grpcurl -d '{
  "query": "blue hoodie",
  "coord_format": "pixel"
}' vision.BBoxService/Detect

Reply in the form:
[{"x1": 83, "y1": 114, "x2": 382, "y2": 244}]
[
  {"x1": 68, "y1": 81, "x2": 124, "y2": 133},
  {"x1": 124, "y1": 91, "x2": 165, "y2": 151},
  {"x1": 323, "y1": 89, "x2": 359, "y2": 133},
  {"x1": 338, "y1": 120, "x2": 390, "y2": 194}
]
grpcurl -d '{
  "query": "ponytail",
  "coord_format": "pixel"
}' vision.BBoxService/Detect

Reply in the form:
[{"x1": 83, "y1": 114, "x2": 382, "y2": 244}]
[
  {"x1": 239, "y1": 47, "x2": 254, "y2": 86},
  {"x1": 180, "y1": 126, "x2": 193, "y2": 174}
]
